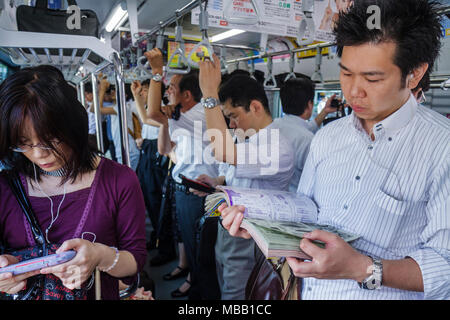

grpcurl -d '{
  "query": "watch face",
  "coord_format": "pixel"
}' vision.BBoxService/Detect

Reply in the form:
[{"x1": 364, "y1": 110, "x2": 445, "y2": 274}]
[
  {"x1": 202, "y1": 98, "x2": 218, "y2": 108},
  {"x1": 364, "y1": 276, "x2": 382, "y2": 290}
]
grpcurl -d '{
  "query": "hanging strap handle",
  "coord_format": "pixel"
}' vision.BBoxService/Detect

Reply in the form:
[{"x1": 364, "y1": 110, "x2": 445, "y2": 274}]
[
  {"x1": 263, "y1": 56, "x2": 277, "y2": 89},
  {"x1": 297, "y1": 14, "x2": 315, "y2": 46},
  {"x1": 284, "y1": 52, "x2": 297, "y2": 82},
  {"x1": 166, "y1": 22, "x2": 191, "y2": 74},
  {"x1": 188, "y1": 1, "x2": 214, "y2": 68},
  {"x1": 311, "y1": 48, "x2": 324, "y2": 83},
  {"x1": 297, "y1": 0, "x2": 315, "y2": 46}
]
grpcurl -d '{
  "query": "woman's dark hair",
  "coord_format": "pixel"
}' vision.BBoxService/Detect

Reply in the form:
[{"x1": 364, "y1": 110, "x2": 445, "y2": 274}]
[
  {"x1": 218, "y1": 75, "x2": 271, "y2": 115},
  {"x1": 333, "y1": 0, "x2": 443, "y2": 84},
  {"x1": 0, "y1": 65, "x2": 98, "y2": 184},
  {"x1": 179, "y1": 70, "x2": 202, "y2": 103},
  {"x1": 280, "y1": 77, "x2": 315, "y2": 116}
]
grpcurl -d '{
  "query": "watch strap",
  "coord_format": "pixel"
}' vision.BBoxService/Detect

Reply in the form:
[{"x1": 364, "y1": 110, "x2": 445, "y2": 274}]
[{"x1": 359, "y1": 256, "x2": 383, "y2": 290}]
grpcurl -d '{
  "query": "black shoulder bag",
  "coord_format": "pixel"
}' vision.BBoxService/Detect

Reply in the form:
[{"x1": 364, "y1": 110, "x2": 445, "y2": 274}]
[{"x1": 16, "y1": 0, "x2": 99, "y2": 37}]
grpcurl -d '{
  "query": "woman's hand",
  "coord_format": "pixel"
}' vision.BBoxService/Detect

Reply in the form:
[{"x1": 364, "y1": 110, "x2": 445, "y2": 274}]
[
  {"x1": 40, "y1": 239, "x2": 102, "y2": 290},
  {"x1": 0, "y1": 254, "x2": 40, "y2": 294}
]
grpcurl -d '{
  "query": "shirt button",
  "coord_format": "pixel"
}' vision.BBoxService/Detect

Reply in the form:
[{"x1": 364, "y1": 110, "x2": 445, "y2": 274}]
[
  {"x1": 368, "y1": 145, "x2": 373, "y2": 150},
  {"x1": 388, "y1": 137, "x2": 392, "y2": 141},
  {"x1": 355, "y1": 176, "x2": 361, "y2": 180},
  {"x1": 343, "y1": 204, "x2": 348, "y2": 210},
  {"x1": 308, "y1": 287, "x2": 312, "y2": 291}
]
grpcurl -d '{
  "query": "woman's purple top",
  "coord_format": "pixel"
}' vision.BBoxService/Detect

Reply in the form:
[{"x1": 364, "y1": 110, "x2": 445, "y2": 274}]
[{"x1": 0, "y1": 157, "x2": 147, "y2": 300}]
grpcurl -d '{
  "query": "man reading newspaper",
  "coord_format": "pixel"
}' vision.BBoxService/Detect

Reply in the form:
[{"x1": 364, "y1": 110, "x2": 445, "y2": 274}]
[{"x1": 219, "y1": 0, "x2": 449, "y2": 299}]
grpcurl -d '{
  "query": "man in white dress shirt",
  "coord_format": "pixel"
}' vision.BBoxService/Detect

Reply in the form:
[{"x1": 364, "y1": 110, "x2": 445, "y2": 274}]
[
  {"x1": 219, "y1": 0, "x2": 449, "y2": 299},
  {"x1": 195, "y1": 65, "x2": 294, "y2": 299},
  {"x1": 280, "y1": 77, "x2": 338, "y2": 135},
  {"x1": 145, "y1": 48, "x2": 219, "y2": 299}
]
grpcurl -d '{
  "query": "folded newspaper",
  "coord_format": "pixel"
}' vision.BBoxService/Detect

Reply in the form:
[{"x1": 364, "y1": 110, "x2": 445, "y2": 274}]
[{"x1": 205, "y1": 186, "x2": 359, "y2": 259}]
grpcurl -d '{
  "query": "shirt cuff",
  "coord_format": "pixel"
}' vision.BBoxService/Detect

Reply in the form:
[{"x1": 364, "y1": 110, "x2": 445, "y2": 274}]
[{"x1": 406, "y1": 247, "x2": 450, "y2": 300}]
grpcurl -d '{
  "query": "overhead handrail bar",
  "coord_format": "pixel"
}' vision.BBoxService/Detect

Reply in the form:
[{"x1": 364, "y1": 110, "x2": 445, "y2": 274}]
[
  {"x1": 226, "y1": 41, "x2": 335, "y2": 64},
  {"x1": 44, "y1": 48, "x2": 53, "y2": 63},
  {"x1": 188, "y1": 0, "x2": 214, "y2": 68},
  {"x1": 90, "y1": 72, "x2": 104, "y2": 153},
  {"x1": 58, "y1": 48, "x2": 64, "y2": 65},
  {"x1": 284, "y1": 52, "x2": 297, "y2": 82},
  {"x1": 70, "y1": 49, "x2": 77, "y2": 64},
  {"x1": 110, "y1": 51, "x2": 131, "y2": 168},
  {"x1": 223, "y1": 0, "x2": 260, "y2": 26},
  {"x1": 441, "y1": 77, "x2": 450, "y2": 91},
  {"x1": 13, "y1": 48, "x2": 30, "y2": 63},
  {"x1": 263, "y1": 56, "x2": 277, "y2": 89},
  {"x1": 166, "y1": 15, "x2": 191, "y2": 74},
  {"x1": 28, "y1": 48, "x2": 41, "y2": 64},
  {"x1": 131, "y1": 0, "x2": 205, "y2": 50}
]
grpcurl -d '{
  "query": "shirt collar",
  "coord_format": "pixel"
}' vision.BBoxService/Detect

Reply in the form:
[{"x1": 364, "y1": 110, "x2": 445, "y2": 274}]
[
  {"x1": 247, "y1": 120, "x2": 275, "y2": 143},
  {"x1": 350, "y1": 94, "x2": 418, "y2": 139}
]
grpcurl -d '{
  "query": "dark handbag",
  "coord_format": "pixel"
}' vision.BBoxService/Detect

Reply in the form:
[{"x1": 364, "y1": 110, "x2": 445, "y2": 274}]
[
  {"x1": 0, "y1": 170, "x2": 89, "y2": 300},
  {"x1": 16, "y1": 0, "x2": 99, "y2": 37},
  {"x1": 194, "y1": 216, "x2": 221, "y2": 300},
  {"x1": 245, "y1": 247, "x2": 302, "y2": 300}
]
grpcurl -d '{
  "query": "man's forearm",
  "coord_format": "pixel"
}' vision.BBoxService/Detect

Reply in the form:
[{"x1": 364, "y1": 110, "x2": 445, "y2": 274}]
[
  {"x1": 133, "y1": 95, "x2": 161, "y2": 127},
  {"x1": 157, "y1": 123, "x2": 173, "y2": 155},
  {"x1": 353, "y1": 256, "x2": 424, "y2": 292},
  {"x1": 147, "y1": 68, "x2": 167, "y2": 124},
  {"x1": 382, "y1": 258, "x2": 424, "y2": 292},
  {"x1": 202, "y1": 94, "x2": 236, "y2": 165},
  {"x1": 314, "y1": 109, "x2": 329, "y2": 127}
]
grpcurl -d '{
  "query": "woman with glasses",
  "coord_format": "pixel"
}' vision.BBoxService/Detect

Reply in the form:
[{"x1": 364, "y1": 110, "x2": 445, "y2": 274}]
[{"x1": 0, "y1": 65, "x2": 147, "y2": 300}]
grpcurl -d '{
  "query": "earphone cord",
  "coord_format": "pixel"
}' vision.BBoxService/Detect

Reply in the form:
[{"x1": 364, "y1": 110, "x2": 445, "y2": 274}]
[{"x1": 33, "y1": 164, "x2": 67, "y2": 243}]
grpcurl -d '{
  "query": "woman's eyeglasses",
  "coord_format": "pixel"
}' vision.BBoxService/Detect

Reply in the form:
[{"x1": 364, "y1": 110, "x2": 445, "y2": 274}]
[{"x1": 11, "y1": 140, "x2": 61, "y2": 153}]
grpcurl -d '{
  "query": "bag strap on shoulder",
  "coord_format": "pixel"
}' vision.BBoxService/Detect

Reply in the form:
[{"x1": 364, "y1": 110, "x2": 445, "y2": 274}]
[{"x1": 4, "y1": 170, "x2": 48, "y2": 247}]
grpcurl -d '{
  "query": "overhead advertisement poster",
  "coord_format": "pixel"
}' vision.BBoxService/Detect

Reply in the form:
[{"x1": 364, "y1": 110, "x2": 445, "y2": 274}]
[
  {"x1": 313, "y1": 0, "x2": 353, "y2": 42},
  {"x1": 191, "y1": 0, "x2": 353, "y2": 42},
  {"x1": 192, "y1": 0, "x2": 306, "y2": 39}
]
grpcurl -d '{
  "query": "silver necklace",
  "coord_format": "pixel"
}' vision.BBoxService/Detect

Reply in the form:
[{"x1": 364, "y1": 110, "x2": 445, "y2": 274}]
[{"x1": 38, "y1": 166, "x2": 67, "y2": 177}]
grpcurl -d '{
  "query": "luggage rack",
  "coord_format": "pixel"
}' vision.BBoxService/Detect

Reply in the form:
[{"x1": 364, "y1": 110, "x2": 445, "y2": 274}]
[{"x1": 0, "y1": 27, "x2": 115, "y2": 83}]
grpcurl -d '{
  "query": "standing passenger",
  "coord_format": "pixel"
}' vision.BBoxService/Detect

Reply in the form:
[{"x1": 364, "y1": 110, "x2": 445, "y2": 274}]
[{"x1": 0, "y1": 65, "x2": 147, "y2": 300}]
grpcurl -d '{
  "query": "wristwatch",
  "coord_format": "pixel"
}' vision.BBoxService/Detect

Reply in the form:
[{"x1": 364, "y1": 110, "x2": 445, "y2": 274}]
[
  {"x1": 359, "y1": 256, "x2": 383, "y2": 290},
  {"x1": 152, "y1": 73, "x2": 163, "y2": 82},
  {"x1": 201, "y1": 97, "x2": 220, "y2": 109}
]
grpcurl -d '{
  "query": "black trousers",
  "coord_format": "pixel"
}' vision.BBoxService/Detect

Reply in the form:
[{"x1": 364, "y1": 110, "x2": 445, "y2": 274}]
[{"x1": 136, "y1": 139, "x2": 174, "y2": 257}]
